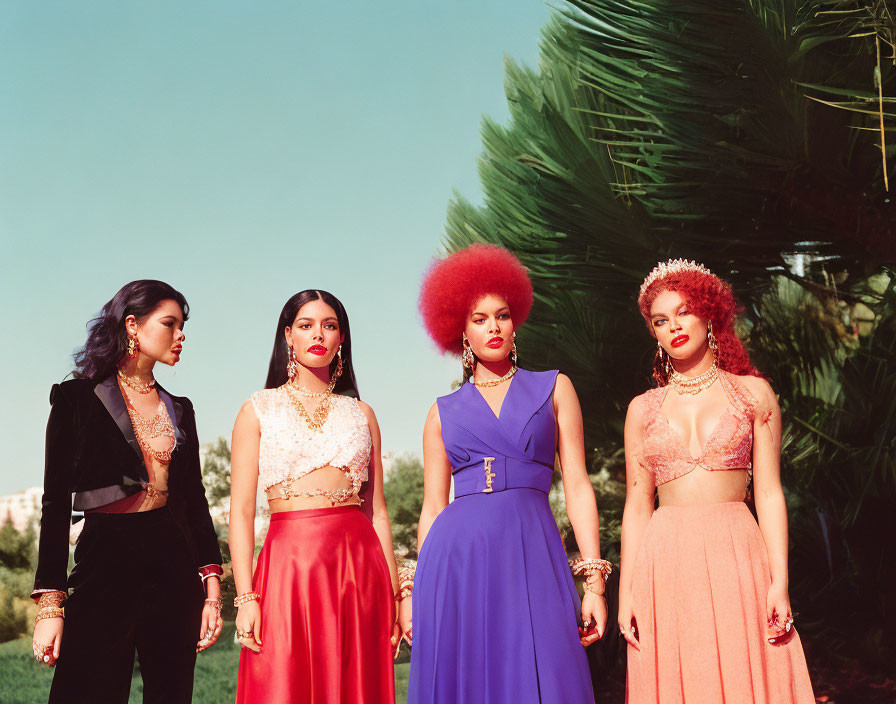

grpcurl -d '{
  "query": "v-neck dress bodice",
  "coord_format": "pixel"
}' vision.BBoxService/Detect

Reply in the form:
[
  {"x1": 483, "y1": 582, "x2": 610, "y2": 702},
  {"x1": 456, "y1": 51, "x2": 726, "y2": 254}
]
[
  {"x1": 438, "y1": 369, "x2": 557, "y2": 497},
  {"x1": 409, "y1": 369, "x2": 594, "y2": 704}
]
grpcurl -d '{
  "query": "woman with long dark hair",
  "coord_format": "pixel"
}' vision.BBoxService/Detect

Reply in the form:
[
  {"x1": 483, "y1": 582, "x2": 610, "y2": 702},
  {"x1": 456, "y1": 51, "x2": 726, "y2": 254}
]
[
  {"x1": 31, "y1": 280, "x2": 223, "y2": 703},
  {"x1": 620, "y1": 260, "x2": 814, "y2": 702},
  {"x1": 229, "y1": 289, "x2": 407, "y2": 704}
]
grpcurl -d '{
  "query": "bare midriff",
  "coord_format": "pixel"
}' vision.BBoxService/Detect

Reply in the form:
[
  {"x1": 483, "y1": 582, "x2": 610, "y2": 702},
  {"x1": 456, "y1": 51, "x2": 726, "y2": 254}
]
[
  {"x1": 656, "y1": 466, "x2": 750, "y2": 507},
  {"x1": 266, "y1": 465, "x2": 361, "y2": 513}
]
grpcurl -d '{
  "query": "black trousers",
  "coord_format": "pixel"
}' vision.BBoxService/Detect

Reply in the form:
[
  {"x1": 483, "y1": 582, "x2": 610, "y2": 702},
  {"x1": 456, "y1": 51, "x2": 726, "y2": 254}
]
[{"x1": 49, "y1": 506, "x2": 204, "y2": 704}]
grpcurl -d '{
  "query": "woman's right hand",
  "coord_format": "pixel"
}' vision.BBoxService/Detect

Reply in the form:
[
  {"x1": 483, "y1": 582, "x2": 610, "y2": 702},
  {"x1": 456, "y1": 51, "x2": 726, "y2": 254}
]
[
  {"x1": 235, "y1": 601, "x2": 262, "y2": 653},
  {"x1": 617, "y1": 593, "x2": 640, "y2": 651},
  {"x1": 33, "y1": 617, "x2": 63, "y2": 666}
]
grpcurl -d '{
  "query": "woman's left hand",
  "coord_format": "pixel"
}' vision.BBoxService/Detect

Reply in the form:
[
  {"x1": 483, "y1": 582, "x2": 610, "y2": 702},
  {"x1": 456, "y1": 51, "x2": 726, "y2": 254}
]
[
  {"x1": 766, "y1": 581, "x2": 793, "y2": 644},
  {"x1": 196, "y1": 601, "x2": 224, "y2": 653},
  {"x1": 579, "y1": 591, "x2": 608, "y2": 647}
]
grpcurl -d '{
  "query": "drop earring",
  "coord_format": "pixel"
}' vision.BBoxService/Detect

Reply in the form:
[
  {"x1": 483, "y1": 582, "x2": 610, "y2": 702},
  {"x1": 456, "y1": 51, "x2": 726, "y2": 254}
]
[
  {"x1": 461, "y1": 333, "x2": 475, "y2": 371},
  {"x1": 286, "y1": 344, "x2": 299, "y2": 380}
]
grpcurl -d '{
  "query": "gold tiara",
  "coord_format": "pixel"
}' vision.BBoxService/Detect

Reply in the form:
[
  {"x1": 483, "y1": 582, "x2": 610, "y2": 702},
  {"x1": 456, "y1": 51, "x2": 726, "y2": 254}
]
[{"x1": 639, "y1": 259, "x2": 714, "y2": 299}]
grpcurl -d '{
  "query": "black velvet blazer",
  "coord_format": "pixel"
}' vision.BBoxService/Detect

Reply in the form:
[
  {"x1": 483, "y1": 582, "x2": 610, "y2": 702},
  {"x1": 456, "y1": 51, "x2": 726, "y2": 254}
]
[{"x1": 33, "y1": 376, "x2": 222, "y2": 593}]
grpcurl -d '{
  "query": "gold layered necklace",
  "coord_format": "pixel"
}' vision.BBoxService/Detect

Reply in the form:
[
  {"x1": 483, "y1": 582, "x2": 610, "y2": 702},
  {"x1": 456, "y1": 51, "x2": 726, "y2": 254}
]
[
  {"x1": 284, "y1": 379, "x2": 337, "y2": 432},
  {"x1": 471, "y1": 365, "x2": 518, "y2": 388},
  {"x1": 117, "y1": 369, "x2": 156, "y2": 394},
  {"x1": 670, "y1": 361, "x2": 719, "y2": 395},
  {"x1": 119, "y1": 381, "x2": 175, "y2": 463}
]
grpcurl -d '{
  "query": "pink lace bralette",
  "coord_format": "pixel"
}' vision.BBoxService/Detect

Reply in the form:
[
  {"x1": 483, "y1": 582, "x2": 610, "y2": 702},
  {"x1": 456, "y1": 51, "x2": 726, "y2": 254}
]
[{"x1": 641, "y1": 370, "x2": 758, "y2": 485}]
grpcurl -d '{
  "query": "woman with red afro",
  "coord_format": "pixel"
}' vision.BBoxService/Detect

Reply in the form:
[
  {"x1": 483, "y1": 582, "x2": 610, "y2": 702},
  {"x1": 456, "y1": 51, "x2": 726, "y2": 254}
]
[
  {"x1": 620, "y1": 260, "x2": 814, "y2": 702},
  {"x1": 406, "y1": 244, "x2": 607, "y2": 704}
]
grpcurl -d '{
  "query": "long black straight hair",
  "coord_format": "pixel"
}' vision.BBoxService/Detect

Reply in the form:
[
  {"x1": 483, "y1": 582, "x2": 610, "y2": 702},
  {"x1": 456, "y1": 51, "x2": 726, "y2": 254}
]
[
  {"x1": 73, "y1": 280, "x2": 189, "y2": 381},
  {"x1": 264, "y1": 290, "x2": 360, "y2": 398}
]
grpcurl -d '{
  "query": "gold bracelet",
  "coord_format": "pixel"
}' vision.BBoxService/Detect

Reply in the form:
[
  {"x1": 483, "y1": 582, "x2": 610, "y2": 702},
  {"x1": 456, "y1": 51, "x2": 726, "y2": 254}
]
[
  {"x1": 35, "y1": 608, "x2": 64, "y2": 622},
  {"x1": 36, "y1": 592, "x2": 66, "y2": 610},
  {"x1": 569, "y1": 557, "x2": 613, "y2": 581},
  {"x1": 233, "y1": 592, "x2": 261, "y2": 607}
]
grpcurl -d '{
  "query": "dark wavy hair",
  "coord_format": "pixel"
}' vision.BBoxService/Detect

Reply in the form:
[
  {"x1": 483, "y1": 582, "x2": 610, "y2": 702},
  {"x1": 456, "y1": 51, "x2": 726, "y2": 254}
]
[
  {"x1": 264, "y1": 290, "x2": 359, "y2": 397},
  {"x1": 73, "y1": 280, "x2": 189, "y2": 381}
]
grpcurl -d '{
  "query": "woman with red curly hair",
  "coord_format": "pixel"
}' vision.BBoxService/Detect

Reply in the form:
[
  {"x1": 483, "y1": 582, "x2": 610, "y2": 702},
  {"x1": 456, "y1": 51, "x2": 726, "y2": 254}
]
[
  {"x1": 620, "y1": 260, "x2": 814, "y2": 703},
  {"x1": 407, "y1": 244, "x2": 607, "y2": 704}
]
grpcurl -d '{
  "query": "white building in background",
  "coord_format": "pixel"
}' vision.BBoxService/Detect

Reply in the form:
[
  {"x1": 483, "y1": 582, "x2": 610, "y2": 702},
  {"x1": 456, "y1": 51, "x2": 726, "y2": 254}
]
[{"x1": 0, "y1": 487, "x2": 42, "y2": 532}]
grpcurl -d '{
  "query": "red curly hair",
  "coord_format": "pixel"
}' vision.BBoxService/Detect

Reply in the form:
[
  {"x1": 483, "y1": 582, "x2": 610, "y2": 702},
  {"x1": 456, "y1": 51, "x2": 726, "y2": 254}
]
[
  {"x1": 638, "y1": 268, "x2": 760, "y2": 385},
  {"x1": 419, "y1": 244, "x2": 534, "y2": 354}
]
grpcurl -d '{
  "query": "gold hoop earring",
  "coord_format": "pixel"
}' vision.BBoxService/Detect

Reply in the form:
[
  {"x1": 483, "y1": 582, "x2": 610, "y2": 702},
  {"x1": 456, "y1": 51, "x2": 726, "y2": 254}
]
[
  {"x1": 127, "y1": 334, "x2": 138, "y2": 358},
  {"x1": 286, "y1": 344, "x2": 299, "y2": 380},
  {"x1": 332, "y1": 345, "x2": 344, "y2": 381},
  {"x1": 461, "y1": 333, "x2": 475, "y2": 371},
  {"x1": 510, "y1": 331, "x2": 518, "y2": 366}
]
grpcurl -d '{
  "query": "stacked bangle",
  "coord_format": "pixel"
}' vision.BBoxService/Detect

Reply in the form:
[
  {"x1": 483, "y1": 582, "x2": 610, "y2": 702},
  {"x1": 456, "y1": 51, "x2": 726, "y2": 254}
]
[
  {"x1": 395, "y1": 560, "x2": 416, "y2": 601},
  {"x1": 234, "y1": 592, "x2": 261, "y2": 607},
  {"x1": 36, "y1": 608, "x2": 64, "y2": 622},
  {"x1": 35, "y1": 592, "x2": 66, "y2": 623},
  {"x1": 36, "y1": 592, "x2": 66, "y2": 609},
  {"x1": 569, "y1": 557, "x2": 613, "y2": 597}
]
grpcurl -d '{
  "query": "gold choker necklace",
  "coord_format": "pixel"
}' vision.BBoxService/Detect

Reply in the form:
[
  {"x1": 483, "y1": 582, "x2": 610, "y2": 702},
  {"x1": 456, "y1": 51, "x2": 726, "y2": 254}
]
[
  {"x1": 117, "y1": 369, "x2": 156, "y2": 394},
  {"x1": 290, "y1": 377, "x2": 338, "y2": 398},
  {"x1": 471, "y1": 366, "x2": 518, "y2": 388},
  {"x1": 670, "y1": 361, "x2": 719, "y2": 395}
]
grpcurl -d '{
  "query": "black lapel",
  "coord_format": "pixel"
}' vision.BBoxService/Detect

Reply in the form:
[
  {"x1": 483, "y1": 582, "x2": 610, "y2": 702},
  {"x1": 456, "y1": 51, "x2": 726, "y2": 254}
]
[{"x1": 94, "y1": 376, "x2": 143, "y2": 462}]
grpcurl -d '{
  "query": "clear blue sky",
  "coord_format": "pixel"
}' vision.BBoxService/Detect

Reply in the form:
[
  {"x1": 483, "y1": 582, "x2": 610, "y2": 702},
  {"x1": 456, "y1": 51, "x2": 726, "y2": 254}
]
[{"x1": 0, "y1": 1, "x2": 554, "y2": 494}]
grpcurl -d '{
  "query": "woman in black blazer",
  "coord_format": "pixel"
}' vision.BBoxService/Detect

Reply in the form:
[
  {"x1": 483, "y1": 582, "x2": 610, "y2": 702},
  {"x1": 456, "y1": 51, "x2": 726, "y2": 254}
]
[{"x1": 31, "y1": 280, "x2": 223, "y2": 704}]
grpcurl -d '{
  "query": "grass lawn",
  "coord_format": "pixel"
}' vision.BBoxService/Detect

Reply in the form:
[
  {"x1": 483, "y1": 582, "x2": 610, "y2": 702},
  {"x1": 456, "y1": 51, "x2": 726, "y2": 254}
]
[{"x1": 0, "y1": 625, "x2": 410, "y2": 703}]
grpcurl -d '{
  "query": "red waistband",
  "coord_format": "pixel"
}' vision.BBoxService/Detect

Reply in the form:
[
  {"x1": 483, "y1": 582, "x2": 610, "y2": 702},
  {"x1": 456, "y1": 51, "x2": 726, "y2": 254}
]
[{"x1": 269, "y1": 505, "x2": 361, "y2": 522}]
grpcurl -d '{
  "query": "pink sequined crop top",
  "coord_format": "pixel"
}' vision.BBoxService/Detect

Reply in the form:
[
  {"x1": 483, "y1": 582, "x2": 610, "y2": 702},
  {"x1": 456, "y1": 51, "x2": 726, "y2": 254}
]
[
  {"x1": 250, "y1": 388, "x2": 372, "y2": 501},
  {"x1": 640, "y1": 370, "x2": 763, "y2": 485}
]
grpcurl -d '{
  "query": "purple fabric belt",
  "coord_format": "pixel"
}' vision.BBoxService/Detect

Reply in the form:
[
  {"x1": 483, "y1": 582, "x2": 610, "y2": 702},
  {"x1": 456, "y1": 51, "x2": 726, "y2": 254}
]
[{"x1": 453, "y1": 456, "x2": 553, "y2": 497}]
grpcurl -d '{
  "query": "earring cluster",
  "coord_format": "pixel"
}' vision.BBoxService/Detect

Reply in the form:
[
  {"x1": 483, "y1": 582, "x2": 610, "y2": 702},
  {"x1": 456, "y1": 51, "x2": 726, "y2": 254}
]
[
  {"x1": 462, "y1": 333, "x2": 475, "y2": 371},
  {"x1": 656, "y1": 341, "x2": 672, "y2": 378},
  {"x1": 461, "y1": 332, "x2": 519, "y2": 372},
  {"x1": 707, "y1": 321, "x2": 719, "y2": 359},
  {"x1": 287, "y1": 344, "x2": 299, "y2": 380},
  {"x1": 286, "y1": 343, "x2": 343, "y2": 382}
]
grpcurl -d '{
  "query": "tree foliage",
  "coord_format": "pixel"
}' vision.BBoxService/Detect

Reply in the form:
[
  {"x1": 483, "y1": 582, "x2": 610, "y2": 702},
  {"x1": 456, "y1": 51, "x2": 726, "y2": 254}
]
[
  {"x1": 383, "y1": 455, "x2": 426, "y2": 559},
  {"x1": 202, "y1": 437, "x2": 232, "y2": 509}
]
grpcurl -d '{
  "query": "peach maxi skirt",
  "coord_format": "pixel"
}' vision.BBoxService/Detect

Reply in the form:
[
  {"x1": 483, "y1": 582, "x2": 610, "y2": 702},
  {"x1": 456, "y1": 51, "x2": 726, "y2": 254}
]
[{"x1": 626, "y1": 502, "x2": 814, "y2": 704}]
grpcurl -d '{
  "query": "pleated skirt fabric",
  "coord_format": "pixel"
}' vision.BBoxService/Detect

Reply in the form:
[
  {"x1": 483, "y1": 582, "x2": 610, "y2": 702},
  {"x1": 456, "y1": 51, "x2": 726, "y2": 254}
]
[
  {"x1": 626, "y1": 502, "x2": 815, "y2": 704},
  {"x1": 236, "y1": 506, "x2": 395, "y2": 704},
  {"x1": 409, "y1": 488, "x2": 594, "y2": 704}
]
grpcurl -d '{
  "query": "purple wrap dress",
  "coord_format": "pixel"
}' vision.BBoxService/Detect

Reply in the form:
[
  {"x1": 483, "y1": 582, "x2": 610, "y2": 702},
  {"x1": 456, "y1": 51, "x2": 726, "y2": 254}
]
[{"x1": 409, "y1": 369, "x2": 595, "y2": 704}]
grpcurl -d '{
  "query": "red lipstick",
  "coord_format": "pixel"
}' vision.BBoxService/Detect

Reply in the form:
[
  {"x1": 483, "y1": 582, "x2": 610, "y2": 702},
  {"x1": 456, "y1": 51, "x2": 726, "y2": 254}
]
[
  {"x1": 485, "y1": 336, "x2": 504, "y2": 349},
  {"x1": 671, "y1": 335, "x2": 689, "y2": 348},
  {"x1": 307, "y1": 345, "x2": 327, "y2": 356}
]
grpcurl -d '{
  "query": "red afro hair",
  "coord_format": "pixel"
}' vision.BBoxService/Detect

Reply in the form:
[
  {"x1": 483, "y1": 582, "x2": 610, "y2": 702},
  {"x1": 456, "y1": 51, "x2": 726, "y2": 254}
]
[
  {"x1": 419, "y1": 244, "x2": 534, "y2": 355},
  {"x1": 638, "y1": 267, "x2": 760, "y2": 385}
]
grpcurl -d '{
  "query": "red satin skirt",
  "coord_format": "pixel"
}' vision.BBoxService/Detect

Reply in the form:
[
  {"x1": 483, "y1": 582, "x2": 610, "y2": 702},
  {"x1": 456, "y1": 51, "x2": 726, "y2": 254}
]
[{"x1": 236, "y1": 506, "x2": 395, "y2": 704}]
